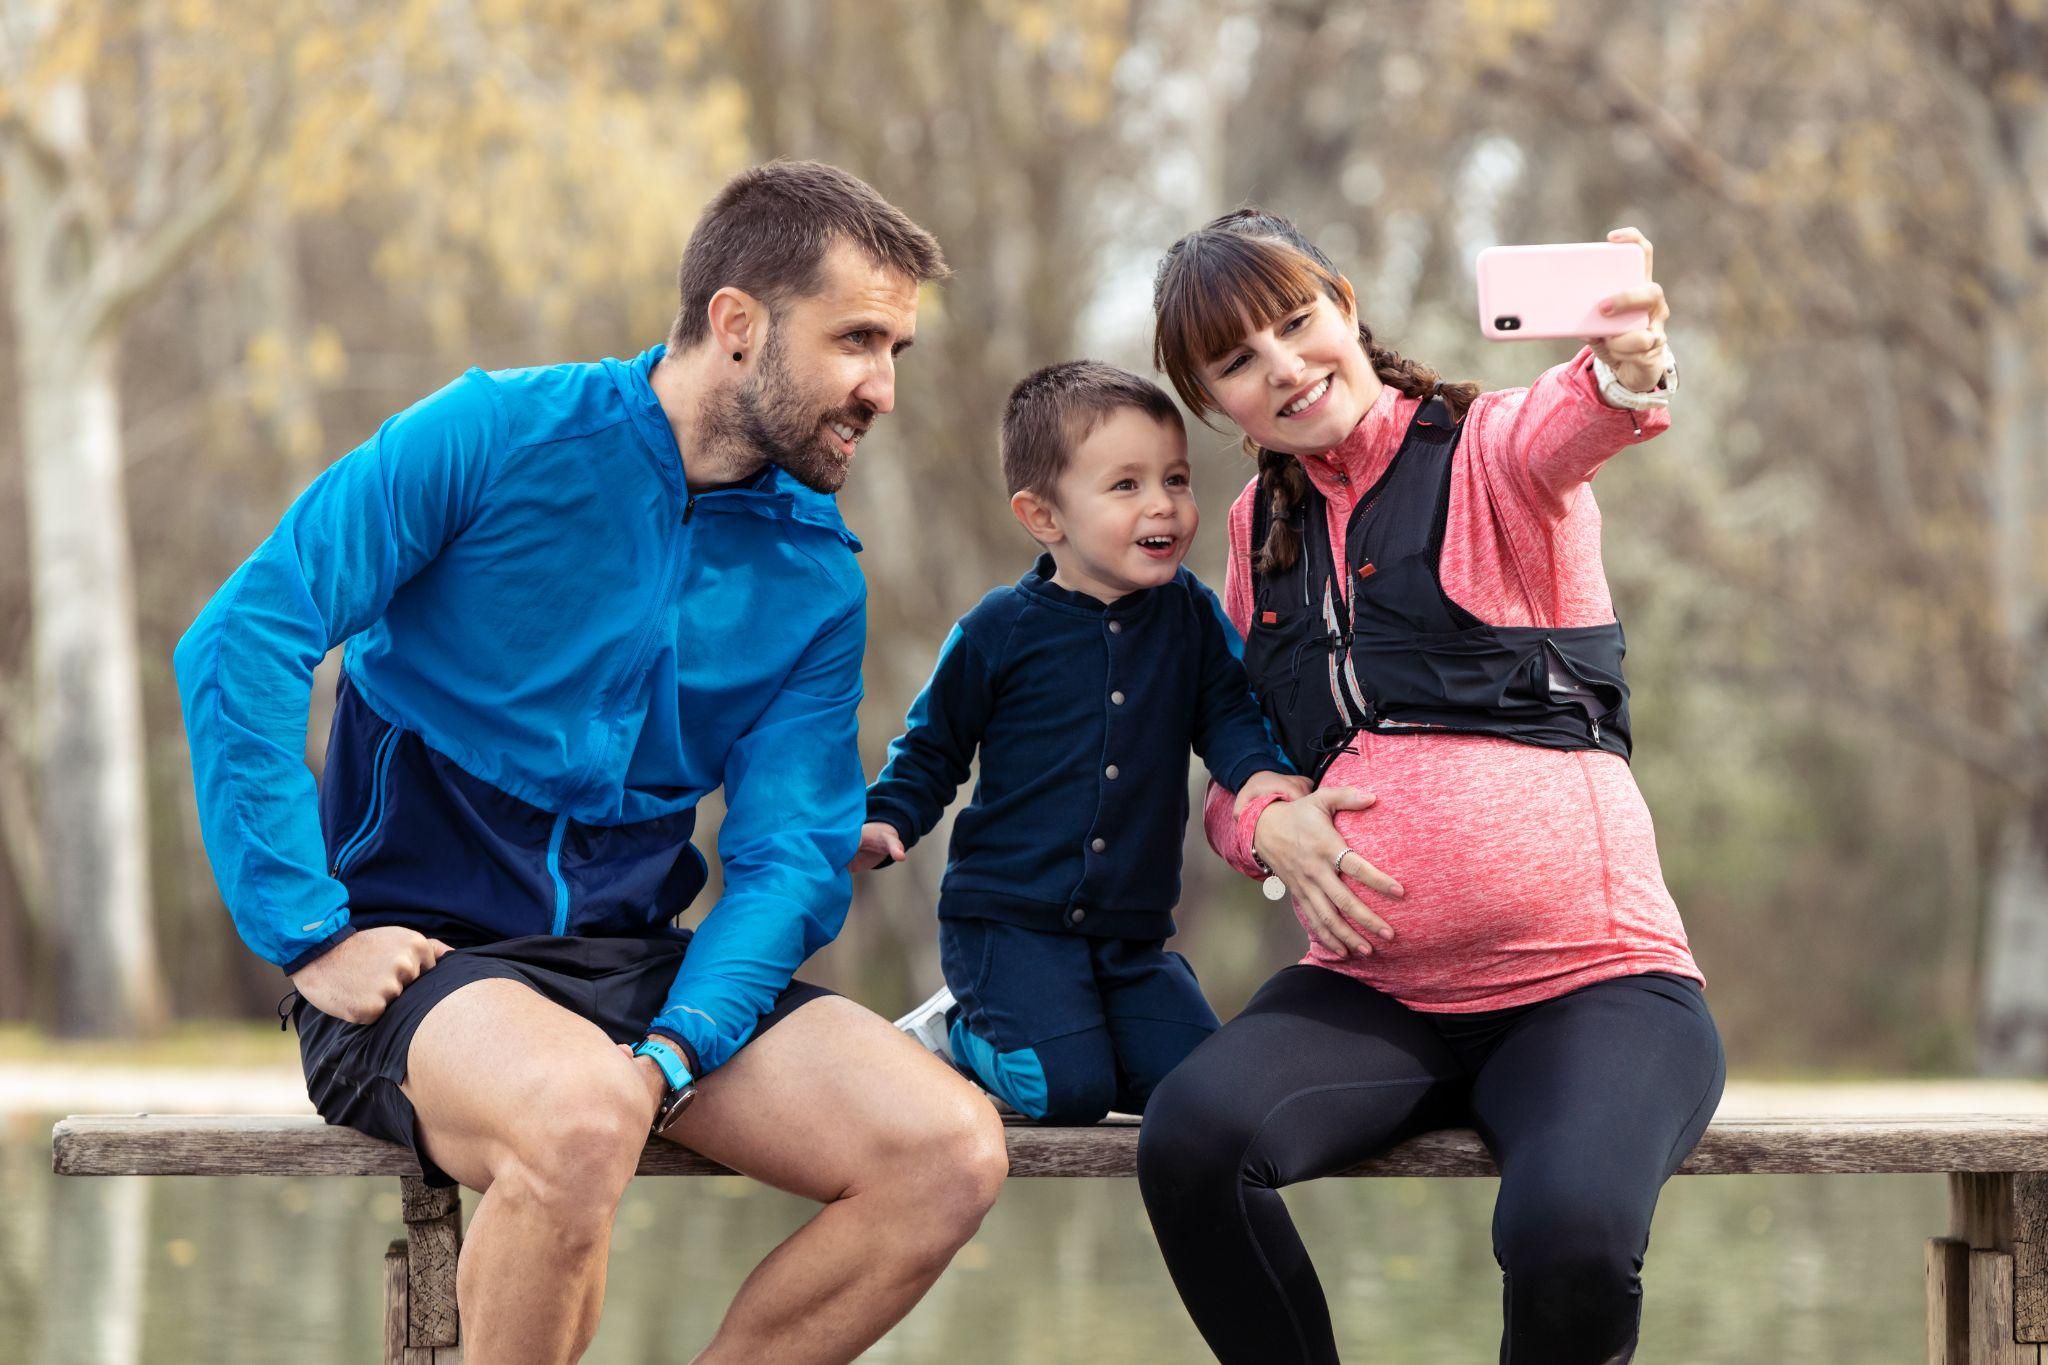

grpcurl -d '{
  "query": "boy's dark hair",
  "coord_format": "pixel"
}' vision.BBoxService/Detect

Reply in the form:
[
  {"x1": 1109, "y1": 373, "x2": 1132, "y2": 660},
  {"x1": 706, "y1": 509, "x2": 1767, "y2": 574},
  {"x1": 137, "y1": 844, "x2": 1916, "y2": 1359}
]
[
  {"x1": 670, "y1": 161, "x2": 949, "y2": 347},
  {"x1": 1001, "y1": 360, "x2": 1185, "y2": 501}
]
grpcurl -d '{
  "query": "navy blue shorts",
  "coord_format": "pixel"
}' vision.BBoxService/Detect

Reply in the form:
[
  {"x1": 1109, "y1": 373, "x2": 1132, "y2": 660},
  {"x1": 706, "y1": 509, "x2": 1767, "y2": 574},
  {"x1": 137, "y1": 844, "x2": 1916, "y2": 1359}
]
[
  {"x1": 940, "y1": 918, "x2": 1219, "y2": 1124},
  {"x1": 290, "y1": 932, "x2": 833, "y2": 1186}
]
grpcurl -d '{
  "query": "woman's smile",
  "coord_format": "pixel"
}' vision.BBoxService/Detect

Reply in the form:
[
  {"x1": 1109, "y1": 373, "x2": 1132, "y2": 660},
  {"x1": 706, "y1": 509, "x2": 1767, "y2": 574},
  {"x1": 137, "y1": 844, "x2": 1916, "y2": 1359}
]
[{"x1": 1278, "y1": 375, "x2": 1333, "y2": 419}]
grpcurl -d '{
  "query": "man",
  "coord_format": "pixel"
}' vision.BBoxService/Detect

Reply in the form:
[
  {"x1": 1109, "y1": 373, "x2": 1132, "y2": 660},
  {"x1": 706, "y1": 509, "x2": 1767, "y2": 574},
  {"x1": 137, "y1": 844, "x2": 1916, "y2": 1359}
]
[{"x1": 175, "y1": 161, "x2": 1006, "y2": 1364}]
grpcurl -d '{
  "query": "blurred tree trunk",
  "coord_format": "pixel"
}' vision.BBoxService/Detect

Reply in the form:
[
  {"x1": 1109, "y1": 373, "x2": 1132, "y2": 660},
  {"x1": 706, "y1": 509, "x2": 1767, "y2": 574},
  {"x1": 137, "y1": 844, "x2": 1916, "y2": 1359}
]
[
  {"x1": 1956, "y1": 6, "x2": 2048, "y2": 1073},
  {"x1": 2, "y1": 76, "x2": 167, "y2": 1037},
  {"x1": 0, "y1": 0, "x2": 274, "y2": 1033}
]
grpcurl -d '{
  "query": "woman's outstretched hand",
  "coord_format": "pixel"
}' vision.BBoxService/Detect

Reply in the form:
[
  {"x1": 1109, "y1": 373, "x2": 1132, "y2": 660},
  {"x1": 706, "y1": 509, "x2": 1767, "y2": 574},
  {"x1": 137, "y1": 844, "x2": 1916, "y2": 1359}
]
[
  {"x1": 1251, "y1": 787, "x2": 1403, "y2": 957},
  {"x1": 1589, "y1": 227, "x2": 1671, "y2": 393}
]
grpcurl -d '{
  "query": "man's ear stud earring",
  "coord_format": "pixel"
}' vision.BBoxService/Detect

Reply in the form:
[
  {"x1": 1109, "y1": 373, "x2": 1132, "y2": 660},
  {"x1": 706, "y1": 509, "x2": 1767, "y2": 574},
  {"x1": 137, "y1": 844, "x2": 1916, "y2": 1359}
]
[{"x1": 733, "y1": 351, "x2": 743, "y2": 362}]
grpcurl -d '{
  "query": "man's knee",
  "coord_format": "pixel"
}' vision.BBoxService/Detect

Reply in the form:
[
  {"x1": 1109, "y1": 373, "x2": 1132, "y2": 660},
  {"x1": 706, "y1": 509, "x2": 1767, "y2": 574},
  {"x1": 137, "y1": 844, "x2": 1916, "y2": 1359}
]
[
  {"x1": 864, "y1": 1082, "x2": 1008, "y2": 1242},
  {"x1": 488, "y1": 1064, "x2": 649, "y2": 1236},
  {"x1": 922, "y1": 1090, "x2": 1009, "y2": 1222}
]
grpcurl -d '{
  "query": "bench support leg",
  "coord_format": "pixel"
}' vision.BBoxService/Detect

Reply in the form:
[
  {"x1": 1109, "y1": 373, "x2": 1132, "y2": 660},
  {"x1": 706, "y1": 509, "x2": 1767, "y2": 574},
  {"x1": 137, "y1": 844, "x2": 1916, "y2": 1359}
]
[
  {"x1": 1929, "y1": 1173, "x2": 2048, "y2": 1364},
  {"x1": 381, "y1": 1176, "x2": 464, "y2": 1364}
]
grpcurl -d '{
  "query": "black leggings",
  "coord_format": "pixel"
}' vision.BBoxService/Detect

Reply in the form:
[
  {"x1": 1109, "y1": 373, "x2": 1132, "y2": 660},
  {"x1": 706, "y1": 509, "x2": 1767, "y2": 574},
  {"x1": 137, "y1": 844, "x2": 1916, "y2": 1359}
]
[{"x1": 1136, "y1": 966, "x2": 1725, "y2": 1365}]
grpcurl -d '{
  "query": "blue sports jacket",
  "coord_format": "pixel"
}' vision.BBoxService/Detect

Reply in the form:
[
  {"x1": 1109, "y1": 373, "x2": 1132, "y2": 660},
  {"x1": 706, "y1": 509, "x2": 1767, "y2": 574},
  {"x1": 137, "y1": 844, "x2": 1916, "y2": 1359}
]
[{"x1": 173, "y1": 344, "x2": 866, "y2": 1075}]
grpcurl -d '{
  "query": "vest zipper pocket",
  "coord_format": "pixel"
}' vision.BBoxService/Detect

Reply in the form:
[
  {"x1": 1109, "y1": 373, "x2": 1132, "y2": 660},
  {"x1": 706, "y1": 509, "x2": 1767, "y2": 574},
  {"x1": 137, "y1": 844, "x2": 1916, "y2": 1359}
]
[
  {"x1": 1541, "y1": 637, "x2": 1622, "y2": 742},
  {"x1": 330, "y1": 723, "x2": 401, "y2": 877}
]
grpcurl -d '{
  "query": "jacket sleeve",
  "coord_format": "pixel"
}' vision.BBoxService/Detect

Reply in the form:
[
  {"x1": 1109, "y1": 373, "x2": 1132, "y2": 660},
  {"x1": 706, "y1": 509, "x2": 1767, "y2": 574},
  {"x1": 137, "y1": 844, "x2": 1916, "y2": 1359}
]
[
  {"x1": 647, "y1": 586, "x2": 868, "y2": 1076},
  {"x1": 1203, "y1": 490, "x2": 1278, "y2": 879},
  {"x1": 862, "y1": 623, "x2": 996, "y2": 849},
  {"x1": 1188, "y1": 576, "x2": 1288, "y2": 794},
  {"x1": 172, "y1": 374, "x2": 501, "y2": 973},
  {"x1": 1485, "y1": 346, "x2": 1671, "y2": 516}
]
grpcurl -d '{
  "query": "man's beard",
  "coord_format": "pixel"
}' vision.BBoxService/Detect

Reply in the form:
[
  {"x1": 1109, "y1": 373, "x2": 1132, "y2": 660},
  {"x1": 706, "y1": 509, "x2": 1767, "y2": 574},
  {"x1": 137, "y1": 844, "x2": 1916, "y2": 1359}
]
[{"x1": 721, "y1": 329, "x2": 872, "y2": 495}]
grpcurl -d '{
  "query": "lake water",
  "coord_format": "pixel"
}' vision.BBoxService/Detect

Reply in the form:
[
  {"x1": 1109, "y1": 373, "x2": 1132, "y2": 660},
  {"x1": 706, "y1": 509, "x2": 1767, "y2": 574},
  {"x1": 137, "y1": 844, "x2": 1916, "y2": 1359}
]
[{"x1": 1, "y1": 1119, "x2": 1944, "y2": 1363}]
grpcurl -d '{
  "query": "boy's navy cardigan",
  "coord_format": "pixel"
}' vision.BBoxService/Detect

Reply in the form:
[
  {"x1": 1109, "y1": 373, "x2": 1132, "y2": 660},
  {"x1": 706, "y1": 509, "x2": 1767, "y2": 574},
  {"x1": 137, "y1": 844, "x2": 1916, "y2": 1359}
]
[{"x1": 866, "y1": 553, "x2": 1284, "y2": 940}]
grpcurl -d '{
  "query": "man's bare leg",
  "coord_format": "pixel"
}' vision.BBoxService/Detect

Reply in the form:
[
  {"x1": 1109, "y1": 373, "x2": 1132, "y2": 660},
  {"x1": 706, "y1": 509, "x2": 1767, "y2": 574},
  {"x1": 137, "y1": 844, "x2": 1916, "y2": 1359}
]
[
  {"x1": 658, "y1": 994, "x2": 1008, "y2": 1365},
  {"x1": 401, "y1": 978, "x2": 651, "y2": 1363}
]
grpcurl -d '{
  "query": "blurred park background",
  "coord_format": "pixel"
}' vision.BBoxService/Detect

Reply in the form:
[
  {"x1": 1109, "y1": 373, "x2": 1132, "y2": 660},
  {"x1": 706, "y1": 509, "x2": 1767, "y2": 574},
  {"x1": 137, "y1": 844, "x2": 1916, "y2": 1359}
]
[{"x1": 1, "y1": 0, "x2": 2047, "y2": 1360}]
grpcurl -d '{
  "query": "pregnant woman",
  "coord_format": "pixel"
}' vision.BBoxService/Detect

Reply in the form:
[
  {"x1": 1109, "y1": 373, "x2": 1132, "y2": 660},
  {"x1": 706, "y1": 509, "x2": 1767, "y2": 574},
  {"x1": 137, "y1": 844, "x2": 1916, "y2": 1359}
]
[{"x1": 1136, "y1": 209, "x2": 1724, "y2": 1365}]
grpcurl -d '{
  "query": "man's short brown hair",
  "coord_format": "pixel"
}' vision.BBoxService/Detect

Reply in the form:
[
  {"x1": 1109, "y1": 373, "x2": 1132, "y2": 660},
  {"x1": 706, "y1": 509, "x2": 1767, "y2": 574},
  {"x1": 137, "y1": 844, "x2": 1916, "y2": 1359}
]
[
  {"x1": 1001, "y1": 361, "x2": 1185, "y2": 501},
  {"x1": 671, "y1": 161, "x2": 948, "y2": 347}
]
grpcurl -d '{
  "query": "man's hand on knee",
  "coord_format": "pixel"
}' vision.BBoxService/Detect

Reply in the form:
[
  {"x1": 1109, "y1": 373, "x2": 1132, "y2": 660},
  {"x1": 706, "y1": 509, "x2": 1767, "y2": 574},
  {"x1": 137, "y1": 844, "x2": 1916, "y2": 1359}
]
[{"x1": 290, "y1": 926, "x2": 454, "y2": 1024}]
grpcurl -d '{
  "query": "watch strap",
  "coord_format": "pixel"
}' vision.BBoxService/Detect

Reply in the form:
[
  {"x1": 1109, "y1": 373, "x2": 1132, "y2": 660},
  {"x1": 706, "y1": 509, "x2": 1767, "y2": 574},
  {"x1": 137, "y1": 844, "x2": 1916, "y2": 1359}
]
[{"x1": 632, "y1": 1037, "x2": 692, "y2": 1091}]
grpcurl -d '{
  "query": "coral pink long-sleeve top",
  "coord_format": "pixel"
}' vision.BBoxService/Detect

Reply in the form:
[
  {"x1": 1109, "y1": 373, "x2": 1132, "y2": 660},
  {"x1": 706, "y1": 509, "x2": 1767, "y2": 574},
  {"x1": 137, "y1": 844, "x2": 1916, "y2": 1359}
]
[{"x1": 1204, "y1": 348, "x2": 1702, "y2": 1010}]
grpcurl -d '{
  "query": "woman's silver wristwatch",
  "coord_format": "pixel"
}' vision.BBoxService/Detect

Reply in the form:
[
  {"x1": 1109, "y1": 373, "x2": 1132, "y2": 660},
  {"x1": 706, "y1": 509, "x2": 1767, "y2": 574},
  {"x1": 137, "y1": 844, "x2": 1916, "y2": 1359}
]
[{"x1": 1592, "y1": 349, "x2": 1678, "y2": 411}]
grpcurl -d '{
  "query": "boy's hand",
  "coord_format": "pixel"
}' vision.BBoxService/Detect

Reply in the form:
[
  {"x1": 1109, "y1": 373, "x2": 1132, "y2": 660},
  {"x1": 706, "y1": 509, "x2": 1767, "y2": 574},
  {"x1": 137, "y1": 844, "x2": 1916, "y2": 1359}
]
[
  {"x1": 850, "y1": 820, "x2": 909, "y2": 873},
  {"x1": 1236, "y1": 769, "x2": 1313, "y2": 814}
]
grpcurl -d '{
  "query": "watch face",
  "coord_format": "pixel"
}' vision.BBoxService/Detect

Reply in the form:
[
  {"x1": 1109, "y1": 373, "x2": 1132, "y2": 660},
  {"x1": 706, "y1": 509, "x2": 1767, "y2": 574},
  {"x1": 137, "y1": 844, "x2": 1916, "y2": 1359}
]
[{"x1": 653, "y1": 1084, "x2": 696, "y2": 1137}]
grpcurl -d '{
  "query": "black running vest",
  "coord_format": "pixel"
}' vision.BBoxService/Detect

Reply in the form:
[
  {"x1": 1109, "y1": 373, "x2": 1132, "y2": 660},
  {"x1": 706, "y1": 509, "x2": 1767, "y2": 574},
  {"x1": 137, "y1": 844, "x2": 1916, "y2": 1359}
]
[{"x1": 1243, "y1": 393, "x2": 1633, "y2": 784}]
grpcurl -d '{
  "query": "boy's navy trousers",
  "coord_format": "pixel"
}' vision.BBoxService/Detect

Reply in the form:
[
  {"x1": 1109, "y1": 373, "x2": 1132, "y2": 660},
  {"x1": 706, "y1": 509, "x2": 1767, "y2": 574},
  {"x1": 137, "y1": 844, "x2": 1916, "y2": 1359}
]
[{"x1": 939, "y1": 917, "x2": 1220, "y2": 1123}]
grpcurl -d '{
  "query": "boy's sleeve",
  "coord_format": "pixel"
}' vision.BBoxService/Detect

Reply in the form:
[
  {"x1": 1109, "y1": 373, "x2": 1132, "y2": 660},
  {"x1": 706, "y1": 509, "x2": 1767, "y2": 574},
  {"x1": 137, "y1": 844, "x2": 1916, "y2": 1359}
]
[
  {"x1": 1188, "y1": 576, "x2": 1287, "y2": 794},
  {"x1": 647, "y1": 587, "x2": 867, "y2": 1077},
  {"x1": 172, "y1": 374, "x2": 501, "y2": 973},
  {"x1": 864, "y1": 622, "x2": 997, "y2": 849}
]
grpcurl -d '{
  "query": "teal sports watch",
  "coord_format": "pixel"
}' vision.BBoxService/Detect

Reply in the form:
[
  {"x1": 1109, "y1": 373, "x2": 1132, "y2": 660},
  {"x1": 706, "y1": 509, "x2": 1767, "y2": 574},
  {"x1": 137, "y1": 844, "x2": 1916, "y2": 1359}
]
[{"x1": 631, "y1": 1037, "x2": 697, "y2": 1136}]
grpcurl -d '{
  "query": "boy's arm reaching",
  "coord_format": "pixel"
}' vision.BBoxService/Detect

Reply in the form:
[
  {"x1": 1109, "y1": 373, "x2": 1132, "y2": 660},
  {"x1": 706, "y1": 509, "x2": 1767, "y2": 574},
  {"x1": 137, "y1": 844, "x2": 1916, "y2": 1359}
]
[{"x1": 863, "y1": 622, "x2": 998, "y2": 862}]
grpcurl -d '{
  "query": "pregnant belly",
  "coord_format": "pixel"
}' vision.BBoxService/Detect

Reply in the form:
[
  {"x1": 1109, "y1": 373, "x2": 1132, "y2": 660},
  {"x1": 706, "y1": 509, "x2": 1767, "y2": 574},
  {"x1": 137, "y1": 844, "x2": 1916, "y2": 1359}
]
[{"x1": 1304, "y1": 732, "x2": 1692, "y2": 1007}]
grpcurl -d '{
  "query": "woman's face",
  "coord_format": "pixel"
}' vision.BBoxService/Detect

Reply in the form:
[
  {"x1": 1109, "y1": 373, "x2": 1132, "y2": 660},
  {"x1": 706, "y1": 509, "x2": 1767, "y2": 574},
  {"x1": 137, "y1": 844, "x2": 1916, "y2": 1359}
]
[{"x1": 1199, "y1": 290, "x2": 1383, "y2": 456}]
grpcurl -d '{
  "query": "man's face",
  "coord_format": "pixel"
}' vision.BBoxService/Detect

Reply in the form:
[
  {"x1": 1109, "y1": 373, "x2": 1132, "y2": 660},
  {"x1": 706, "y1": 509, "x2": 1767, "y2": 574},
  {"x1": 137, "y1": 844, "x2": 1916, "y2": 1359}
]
[{"x1": 733, "y1": 241, "x2": 920, "y2": 493}]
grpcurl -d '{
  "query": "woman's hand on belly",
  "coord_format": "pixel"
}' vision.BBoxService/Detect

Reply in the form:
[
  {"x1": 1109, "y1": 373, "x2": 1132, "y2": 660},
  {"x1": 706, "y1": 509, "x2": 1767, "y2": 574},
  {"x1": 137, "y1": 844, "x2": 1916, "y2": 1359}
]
[{"x1": 1252, "y1": 788, "x2": 1404, "y2": 957}]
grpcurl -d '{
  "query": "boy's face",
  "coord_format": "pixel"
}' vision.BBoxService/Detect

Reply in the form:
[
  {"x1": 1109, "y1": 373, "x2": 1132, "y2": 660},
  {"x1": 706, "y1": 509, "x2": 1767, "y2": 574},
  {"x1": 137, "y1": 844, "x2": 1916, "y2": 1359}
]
[{"x1": 1021, "y1": 407, "x2": 1197, "y2": 603}]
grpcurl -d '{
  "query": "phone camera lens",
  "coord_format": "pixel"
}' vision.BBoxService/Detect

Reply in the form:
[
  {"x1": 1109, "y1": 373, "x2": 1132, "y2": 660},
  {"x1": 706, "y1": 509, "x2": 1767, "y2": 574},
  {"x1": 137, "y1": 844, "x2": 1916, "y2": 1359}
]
[{"x1": 1495, "y1": 316, "x2": 1521, "y2": 332}]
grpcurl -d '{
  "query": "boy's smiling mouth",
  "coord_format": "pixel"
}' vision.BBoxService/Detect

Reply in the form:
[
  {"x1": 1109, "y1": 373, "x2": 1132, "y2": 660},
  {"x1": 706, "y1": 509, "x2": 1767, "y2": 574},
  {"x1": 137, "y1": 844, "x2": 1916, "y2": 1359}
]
[{"x1": 1137, "y1": 535, "x2": 1178, "y2": 560}]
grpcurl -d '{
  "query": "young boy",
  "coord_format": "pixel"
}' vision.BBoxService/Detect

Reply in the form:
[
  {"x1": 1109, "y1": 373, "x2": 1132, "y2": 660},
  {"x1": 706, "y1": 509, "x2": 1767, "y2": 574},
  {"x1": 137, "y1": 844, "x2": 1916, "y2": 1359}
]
[{"x1": 854, "y1": 360, "x2": 1306, "y2": 1123}]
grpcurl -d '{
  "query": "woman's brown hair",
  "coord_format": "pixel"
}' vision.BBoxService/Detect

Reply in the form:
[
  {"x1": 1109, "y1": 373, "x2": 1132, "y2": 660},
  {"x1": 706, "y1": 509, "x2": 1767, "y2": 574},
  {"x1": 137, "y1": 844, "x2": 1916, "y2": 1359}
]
[{"x1": 1152, "y1": 209, "x2": 1478, "y2": 575}]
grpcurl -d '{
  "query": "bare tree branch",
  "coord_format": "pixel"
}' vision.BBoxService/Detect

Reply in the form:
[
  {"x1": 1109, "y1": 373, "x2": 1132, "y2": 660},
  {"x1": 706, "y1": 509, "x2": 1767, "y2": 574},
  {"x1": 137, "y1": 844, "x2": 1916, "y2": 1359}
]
[{"x1": 82, "y1": 71, "x2": 285, "y2": 340}]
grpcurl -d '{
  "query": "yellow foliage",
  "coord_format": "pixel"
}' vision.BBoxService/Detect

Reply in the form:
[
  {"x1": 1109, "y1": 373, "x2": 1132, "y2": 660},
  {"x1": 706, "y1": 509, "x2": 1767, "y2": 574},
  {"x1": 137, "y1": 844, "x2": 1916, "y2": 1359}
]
[{"x1": 305, "y1": 327, "x2": 348, "y2": 384}]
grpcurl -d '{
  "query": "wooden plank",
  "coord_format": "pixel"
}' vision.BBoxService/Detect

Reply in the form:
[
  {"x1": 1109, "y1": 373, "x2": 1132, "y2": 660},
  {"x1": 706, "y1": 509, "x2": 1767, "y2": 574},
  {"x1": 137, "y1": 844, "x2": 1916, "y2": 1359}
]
[
  {"x1": 2018, "y1": 1173, "x2": 2048, "y2": 1342},
  {"x1": 1971, "y1": 1249, "x2": 2024, "y2": 1365},
  {"x1": 401, "y1": 1177, "x2": 461, "y2": 1350},
  {"x1": 384, "y1": 1239, "x2": 408, "y2": 1365},
  {"x1": 49, "y1": 1111, "x2": 2048, "y2": 1179},
  {"x1": 1958, "y1": 1174, "x2": 2020, "y2": 1250},
  {"x1": 1933, "y1": 1238, "x2": 1972, "y2": 1364}
]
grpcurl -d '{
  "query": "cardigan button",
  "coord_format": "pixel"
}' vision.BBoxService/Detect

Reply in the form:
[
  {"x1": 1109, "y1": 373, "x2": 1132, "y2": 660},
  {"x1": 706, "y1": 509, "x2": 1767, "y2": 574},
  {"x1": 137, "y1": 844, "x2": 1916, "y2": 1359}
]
[
  {"x1": 1110, "y1": 690, "x2": 1125, "y2": 705},
  {"x1": 1091, "y1": 837, "x2": 1106, "y2": 853},
  {"x1": 1070, "y1": 908, "x2": 1087, "y2": 925},
  {"x1": 1107, "y1": 620, "x2": 1123, "y2": 634},
  {"x1": 1105, "y1": 764, "x2": 1120, "y2": 780}
]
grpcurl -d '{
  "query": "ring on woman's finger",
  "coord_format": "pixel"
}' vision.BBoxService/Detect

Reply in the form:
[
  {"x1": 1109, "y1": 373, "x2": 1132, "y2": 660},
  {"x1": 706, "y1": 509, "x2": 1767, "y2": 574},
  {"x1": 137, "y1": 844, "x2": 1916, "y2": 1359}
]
[{"x1": 1333, "y1": 848, "x2": 1351, "y2": 876}]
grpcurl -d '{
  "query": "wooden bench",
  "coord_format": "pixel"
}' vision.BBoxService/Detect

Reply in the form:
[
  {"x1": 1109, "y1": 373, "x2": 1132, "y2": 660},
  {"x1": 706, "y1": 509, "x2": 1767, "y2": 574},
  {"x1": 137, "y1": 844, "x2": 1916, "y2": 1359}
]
[{"x1": 52, "y1": 1111, "x2": 2048, "y2": 1364}]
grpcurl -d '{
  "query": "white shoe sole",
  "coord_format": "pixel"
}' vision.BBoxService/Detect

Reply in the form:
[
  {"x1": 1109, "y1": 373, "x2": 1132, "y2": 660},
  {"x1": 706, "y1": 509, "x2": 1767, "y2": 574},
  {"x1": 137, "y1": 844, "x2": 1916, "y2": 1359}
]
[{"x1": 893, "y1": 984, "x2": 957, "y2": 1062}]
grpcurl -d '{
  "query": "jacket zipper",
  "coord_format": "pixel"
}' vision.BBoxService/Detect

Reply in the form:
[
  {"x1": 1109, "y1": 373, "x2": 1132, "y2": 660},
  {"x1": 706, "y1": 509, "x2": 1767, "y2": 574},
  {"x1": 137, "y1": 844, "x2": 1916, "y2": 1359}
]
[
  {"x1": 546, "y1": 811, "x2": 572, "y2": 935},
  {"x1": 330, "y1": 724, "x2": 400, "y2": 877}
]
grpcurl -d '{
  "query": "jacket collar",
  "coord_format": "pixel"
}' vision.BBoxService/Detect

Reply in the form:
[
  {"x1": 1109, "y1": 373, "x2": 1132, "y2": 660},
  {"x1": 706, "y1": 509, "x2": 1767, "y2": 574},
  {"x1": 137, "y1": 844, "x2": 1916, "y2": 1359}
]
[
  {"x1": 1296, "y1": 379, "x2": 1414, "y2": 502},
  {"x1": 1016, "y1": 552, "x2": 1168, "y2": 616},
  {"x1": 604, "y1": 343, "x2": 863, "y2": 552}
]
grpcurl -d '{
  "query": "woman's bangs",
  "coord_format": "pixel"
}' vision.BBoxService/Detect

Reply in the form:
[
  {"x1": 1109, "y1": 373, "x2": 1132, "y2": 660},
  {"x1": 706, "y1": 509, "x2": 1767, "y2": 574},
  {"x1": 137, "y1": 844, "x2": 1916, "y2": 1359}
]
[{"x1": 1156, "y1": 234, "x2": 1333, "y2": 412}]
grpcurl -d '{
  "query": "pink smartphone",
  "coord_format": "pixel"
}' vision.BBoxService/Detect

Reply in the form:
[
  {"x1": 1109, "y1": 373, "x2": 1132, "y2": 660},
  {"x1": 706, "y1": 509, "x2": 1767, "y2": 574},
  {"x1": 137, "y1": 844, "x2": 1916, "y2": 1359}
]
[{"x1": 1475, "y1": 242, "x2": 1649, "y2": 341}]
